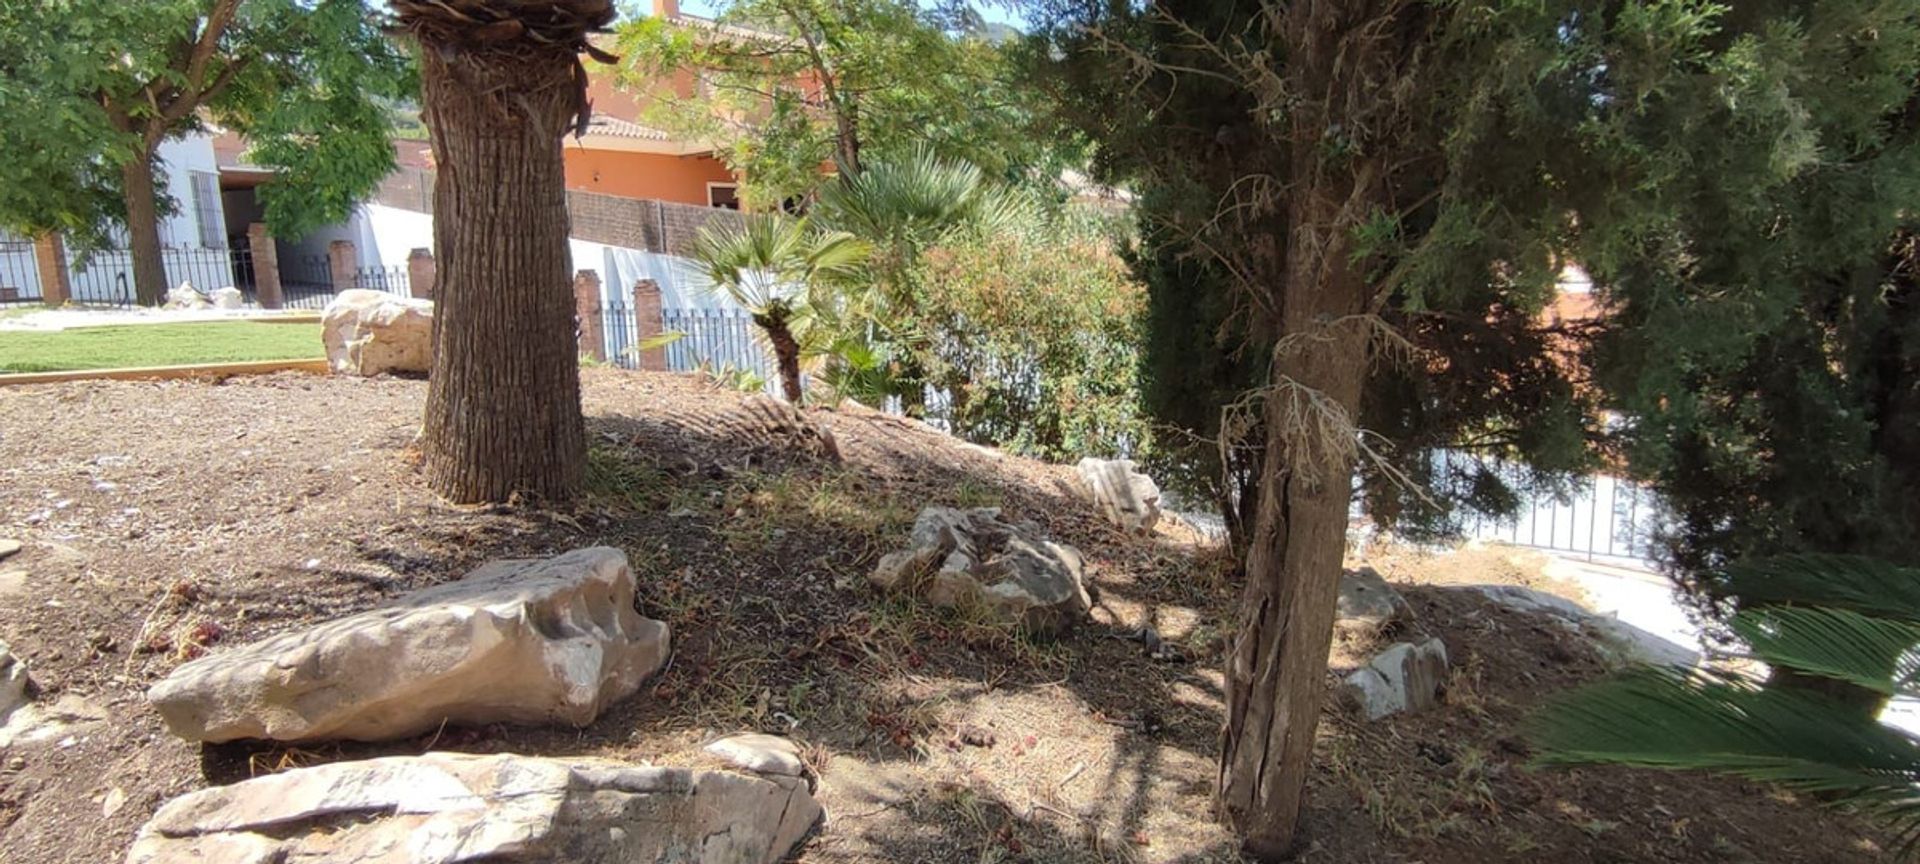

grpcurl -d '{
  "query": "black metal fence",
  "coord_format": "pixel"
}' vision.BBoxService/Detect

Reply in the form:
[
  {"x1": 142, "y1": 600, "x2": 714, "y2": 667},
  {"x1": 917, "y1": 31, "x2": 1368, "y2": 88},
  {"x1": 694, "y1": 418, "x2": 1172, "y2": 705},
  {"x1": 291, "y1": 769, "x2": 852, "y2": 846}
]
[
  {"x1": 61, "y1": 246, "x2": 254, "y2": 307},
  {"x1": 353, "y1": 265, "x2": 410, "y2": 295},
  {"x1": 0, "y1": 238, "x2": 38, "y2": 304},
  {"x1": 1436, "y1": 449, "x2": 1672, "y2": 566},
  {"x1": 281, "y1": 255, "x2": 336, "y2": 310}
]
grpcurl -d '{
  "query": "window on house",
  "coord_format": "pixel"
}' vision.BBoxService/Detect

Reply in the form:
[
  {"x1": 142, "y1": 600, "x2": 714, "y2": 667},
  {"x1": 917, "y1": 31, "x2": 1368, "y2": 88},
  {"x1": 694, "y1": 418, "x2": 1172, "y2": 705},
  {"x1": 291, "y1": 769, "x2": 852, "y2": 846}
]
[
  {"x1": 191, "y1": 172, "x2": 224, "y2": 248},
  {"x1": 707, "y1": 183, "x2": 740, "y2": 210}
]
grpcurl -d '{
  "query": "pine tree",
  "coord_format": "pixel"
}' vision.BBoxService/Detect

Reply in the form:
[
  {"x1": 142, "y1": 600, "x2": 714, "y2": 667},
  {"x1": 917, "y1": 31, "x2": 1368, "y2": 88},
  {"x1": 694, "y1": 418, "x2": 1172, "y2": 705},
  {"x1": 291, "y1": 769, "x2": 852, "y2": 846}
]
[{"x1": 1029, "y1": 1, "x2": 1920, "y2": 856}]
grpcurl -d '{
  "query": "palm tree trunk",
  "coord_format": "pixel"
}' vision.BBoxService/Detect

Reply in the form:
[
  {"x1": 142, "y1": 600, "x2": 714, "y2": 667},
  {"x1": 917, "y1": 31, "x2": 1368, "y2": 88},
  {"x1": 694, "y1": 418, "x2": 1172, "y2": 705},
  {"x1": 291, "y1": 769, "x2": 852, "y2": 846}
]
[
  {"x1": 762, "y1": 315, "x2": 805, "y2": 403},
  {"x1": 399, "y1": 0, "x2": 610, "y2": 504}
]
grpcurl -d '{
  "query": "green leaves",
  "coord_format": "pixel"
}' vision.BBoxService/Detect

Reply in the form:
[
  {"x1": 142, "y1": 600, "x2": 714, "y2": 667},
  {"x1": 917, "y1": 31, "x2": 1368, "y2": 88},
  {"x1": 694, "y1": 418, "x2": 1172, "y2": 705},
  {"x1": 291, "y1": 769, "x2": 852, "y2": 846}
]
[
  {"x1": 612, "y1": 0, "x2": 1051, "y2": 205},
  {"x1": 0, "y1": 0, "x2": 411, "y2": 244},
  {"x1": 1531, "y1": 555, "x2": 1920, "y2": 854}
]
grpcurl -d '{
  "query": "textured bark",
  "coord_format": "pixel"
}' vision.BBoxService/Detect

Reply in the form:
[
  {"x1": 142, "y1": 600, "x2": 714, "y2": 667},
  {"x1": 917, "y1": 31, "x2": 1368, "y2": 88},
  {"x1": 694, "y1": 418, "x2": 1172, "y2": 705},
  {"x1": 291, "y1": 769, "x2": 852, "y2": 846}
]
[
  {"x1": 1216, "y1": 221, "x2": 1370, "y2": 859},
  {"x1": 410, "y1": 13, "x2": 593, "y2": 504},
  {"x1": 121, "y1": 155, "x2": 167, "y2": 307},
  {"x1": 760, "y1": 315, "x2": 805, "y2": 404},
  {"x1": 1215, "y1": 7, "x2": 1389, "y2": 855}
]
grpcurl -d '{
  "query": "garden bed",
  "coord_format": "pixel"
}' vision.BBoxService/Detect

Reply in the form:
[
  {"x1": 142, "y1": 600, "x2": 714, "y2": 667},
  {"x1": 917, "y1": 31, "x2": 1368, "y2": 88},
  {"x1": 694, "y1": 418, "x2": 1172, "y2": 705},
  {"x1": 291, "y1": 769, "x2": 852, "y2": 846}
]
[{"x1": 0, "y1": 369, "x2": 1889, "y2": 863}]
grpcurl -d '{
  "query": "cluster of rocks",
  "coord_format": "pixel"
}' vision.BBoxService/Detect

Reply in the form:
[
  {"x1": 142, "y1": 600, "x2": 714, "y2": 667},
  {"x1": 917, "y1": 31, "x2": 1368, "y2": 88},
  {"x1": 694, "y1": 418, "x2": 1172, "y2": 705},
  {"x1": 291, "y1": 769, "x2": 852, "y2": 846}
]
[
  {"x1": 321, "y1": 289, "x2": 434, "y2": 376},
  {"x1": 1334, "y1": 566, "x2": 1451, "y2": 721},
  {"x1": 163, "y1": 282, "x2": 244, "y2": 311},
  {"x1": 7, "y1": 546, "x2": 826, "y2": 864},
  {"x1": 871, "y1": 507, "x2": 1092, "y2": 637}
]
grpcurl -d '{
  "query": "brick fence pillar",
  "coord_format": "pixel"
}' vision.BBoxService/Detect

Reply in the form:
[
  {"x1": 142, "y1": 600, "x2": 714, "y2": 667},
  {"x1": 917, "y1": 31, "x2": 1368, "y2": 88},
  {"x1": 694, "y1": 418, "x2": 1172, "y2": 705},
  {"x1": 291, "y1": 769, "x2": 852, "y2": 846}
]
[
  {"x1": 574, "y1": 270, "x2": 605, "y2": 362},
  {"x1": 246, "y1": 223, "x2": 283, "y2": 309},
  {"x1": 631, "y1": 278, "x2": 667, "y2": 372},
  {"x1": 327, "y1": 240, "x2": 358, "y2": 294},
  {"x1": 407, "y1": 248, "x2": 436, "y2": 300},
  {"x1": 33, "y1": 233, "x2": 70, "y2": 306}
]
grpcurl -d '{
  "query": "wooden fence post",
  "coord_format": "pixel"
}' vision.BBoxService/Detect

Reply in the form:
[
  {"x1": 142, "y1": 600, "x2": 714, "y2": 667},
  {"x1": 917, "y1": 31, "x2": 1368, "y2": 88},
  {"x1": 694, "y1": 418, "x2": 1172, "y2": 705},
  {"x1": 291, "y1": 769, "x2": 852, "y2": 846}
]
[
  {"x1": 327, "y1": 240, "x2": 358, "y2": 294},
  {"x1": 247, "y1": 223, "x2": 283, "y2": 309},
  {"x1": 574, "y1": 270, "x2": 605, "y2": 362},
  {"x1": 631, "y1": 278, "x2": 668, "y2": 372},
  {"x1": 33, "y1": 233, "x2": 70, "y2": 307},
  {"x1": 407, "y1": 248, "x2": 436, "y2": 299}
]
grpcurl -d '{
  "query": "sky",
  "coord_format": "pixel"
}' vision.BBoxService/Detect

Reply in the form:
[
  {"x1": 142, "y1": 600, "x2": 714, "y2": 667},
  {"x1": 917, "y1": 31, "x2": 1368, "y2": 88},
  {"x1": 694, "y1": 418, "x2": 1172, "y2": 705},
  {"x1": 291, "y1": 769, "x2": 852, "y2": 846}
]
[{"x1": 671, "y1": 0, "x2": 1028, "y2": 30}]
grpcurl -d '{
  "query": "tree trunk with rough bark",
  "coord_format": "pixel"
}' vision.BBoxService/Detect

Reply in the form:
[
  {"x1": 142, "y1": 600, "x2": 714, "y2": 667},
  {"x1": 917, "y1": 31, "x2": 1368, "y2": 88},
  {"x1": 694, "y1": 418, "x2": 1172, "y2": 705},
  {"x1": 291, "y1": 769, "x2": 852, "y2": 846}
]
[
  {"x1": 760, "y1": 314, "x2": 804, "y2": 403},
  {"x1": 399, "y1": 0, "x2": 612, "y2": 504},
  {"x1": 1215, "y1": 9, "x2": 1385, "y2": 852},
  {"x1": 121, "y1": 153, "x2": 168, "y2": 307}
]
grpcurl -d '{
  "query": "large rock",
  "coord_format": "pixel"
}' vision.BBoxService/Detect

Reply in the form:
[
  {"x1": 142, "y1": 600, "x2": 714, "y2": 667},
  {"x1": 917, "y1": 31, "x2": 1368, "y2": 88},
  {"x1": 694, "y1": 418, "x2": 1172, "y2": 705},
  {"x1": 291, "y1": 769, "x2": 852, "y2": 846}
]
[
  {"x1": 871, "y1": 507, "x2": 1091, "y2": 636},
  {"x1": 1341, "y1": 637, "x2": 1449, "y2": 721},
  {"x1": 164, "y1": 282, "x2": 210, "y2": 310},
  {"x1": 1074, "y1": 458, "x2": 1161, "y2": 533},
  {"x1": 209, "y1": 286, "x2": 245, "y2": 310},
  {"x1": 126, "y1": 751, "x2": 821, "y2": 864},
  {"x1": 147, "y1": 547, "x2": 668, "y2": 743},
  {"x1": 1336, "y1": 566, "x2": 1414, "y2": 637},
  {"x1": 321, "y1": 288, "x2": 433, "y2": 376}
]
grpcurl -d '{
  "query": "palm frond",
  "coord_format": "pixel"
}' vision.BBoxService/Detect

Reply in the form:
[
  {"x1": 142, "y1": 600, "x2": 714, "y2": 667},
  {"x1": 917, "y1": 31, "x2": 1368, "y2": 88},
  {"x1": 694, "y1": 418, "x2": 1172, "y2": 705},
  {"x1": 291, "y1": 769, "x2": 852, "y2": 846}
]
[
  {"x1": 1529, "y1": 667, "x2": 1920, "y2": 850},
  {"x1": 816, "y1": 147, "x2": 1003, "y2": 246},
  {"x1": 1724, "y1": 555, "x2": 1920, "y2": 622},
  {"x1": 1734, "y1": 606, "x2": 1920, "y2": 698}
]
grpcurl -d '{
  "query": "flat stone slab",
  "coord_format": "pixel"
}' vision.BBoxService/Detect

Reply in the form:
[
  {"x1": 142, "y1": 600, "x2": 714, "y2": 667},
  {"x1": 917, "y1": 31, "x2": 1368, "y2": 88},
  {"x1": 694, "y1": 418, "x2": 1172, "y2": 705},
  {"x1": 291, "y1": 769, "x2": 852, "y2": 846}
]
[
  {"x1": 1075, "y1": 458, "x2": 1162, "y2": 533},
  {"x1": 707, "y1": 733, "x2": 806, "y2": 777},
  {"x1": 147, "y1": 547, "x2": 669, "y2": 743},
  {"x1": 126, "y1": 751, "x2": 821, "y2": 864},
  {"x1": 0, "y1": 538, "x2": 20, "y2": 561}
]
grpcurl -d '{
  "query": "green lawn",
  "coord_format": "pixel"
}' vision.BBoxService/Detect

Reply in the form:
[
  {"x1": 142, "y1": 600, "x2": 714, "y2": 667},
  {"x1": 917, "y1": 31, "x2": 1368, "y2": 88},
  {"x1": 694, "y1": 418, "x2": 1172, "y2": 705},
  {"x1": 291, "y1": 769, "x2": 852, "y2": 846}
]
[{"x1": 0, "y1": 321, "x2": 324, "y2": 373}]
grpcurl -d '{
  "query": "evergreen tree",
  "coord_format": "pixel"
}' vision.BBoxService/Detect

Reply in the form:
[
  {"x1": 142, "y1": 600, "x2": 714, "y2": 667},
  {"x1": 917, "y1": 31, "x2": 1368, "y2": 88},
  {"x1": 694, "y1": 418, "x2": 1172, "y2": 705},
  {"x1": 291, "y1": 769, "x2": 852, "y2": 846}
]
[{"x1": 1028, "y1": 1, "x2": 1920, "y2": 856}]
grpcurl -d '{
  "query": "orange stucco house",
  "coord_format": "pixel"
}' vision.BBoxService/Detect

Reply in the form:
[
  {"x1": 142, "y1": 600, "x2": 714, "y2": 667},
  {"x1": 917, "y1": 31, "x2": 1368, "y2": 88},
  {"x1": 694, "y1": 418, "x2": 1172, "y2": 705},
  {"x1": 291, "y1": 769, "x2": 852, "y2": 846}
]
[
  {"x1": 562, "y1": 0, "x2": 800, "y2": 209},
  {"x1": 567, "y1": 68, "x2": 742, "y2": 208}
]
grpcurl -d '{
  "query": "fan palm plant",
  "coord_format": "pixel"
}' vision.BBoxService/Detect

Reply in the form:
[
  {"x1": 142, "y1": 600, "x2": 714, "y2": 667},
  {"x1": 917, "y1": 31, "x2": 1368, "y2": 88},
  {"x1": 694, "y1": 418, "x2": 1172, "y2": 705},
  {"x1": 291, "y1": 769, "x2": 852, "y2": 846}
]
[
  {"x1": 1529, "y1": 555, "x2": 1920, "y2": 852},
  {"x1": 811, "y1": 148, "x2": 1031, "y2": 412},
  {"x1": 690, "y1": 214, "x2": 869, "y2": 403}
]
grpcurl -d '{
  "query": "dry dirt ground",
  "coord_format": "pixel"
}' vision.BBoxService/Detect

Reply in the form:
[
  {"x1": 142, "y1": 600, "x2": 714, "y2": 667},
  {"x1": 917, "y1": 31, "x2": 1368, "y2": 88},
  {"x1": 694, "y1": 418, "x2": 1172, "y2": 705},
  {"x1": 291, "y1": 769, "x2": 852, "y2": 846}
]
[{"x1": 0, "y1": 368, "x2": 1889, "y2": 864}]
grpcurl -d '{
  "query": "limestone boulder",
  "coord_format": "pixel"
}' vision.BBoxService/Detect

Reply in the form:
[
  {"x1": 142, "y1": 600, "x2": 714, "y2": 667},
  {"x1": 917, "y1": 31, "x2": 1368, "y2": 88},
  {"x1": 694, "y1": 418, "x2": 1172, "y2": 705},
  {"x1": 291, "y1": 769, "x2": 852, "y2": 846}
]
[
  {"x1": 126, "y1": 751, "x2": 821, "y2": 864},
  {"x1": 1336, "y1": 566, "x2": 1414, "y2": 637},
  {"x1": 164, "y1": 282, "x2": 210, "y2": 310},
  {"x1": 870, "y1": 507, "x2": 1090, "y2": 636},
  {"x1": 706, "y1": 733, "x2": 806, "y2": 778},
  {"x1": 1074, "y1": 458, "x2": 1162, "y2": 533},
  {"x1": 1341, "y1": 637, "x2": 1449, "y2": 721},
  {"x1": 147, "y1": 547, "x2": 668, "y2": 743},
  {"x1": 209, "y1": 286, "x2": 245, "y2": 309},
  {"x1": 321, "y1": 289, "x2": 433, "y2": 376}
]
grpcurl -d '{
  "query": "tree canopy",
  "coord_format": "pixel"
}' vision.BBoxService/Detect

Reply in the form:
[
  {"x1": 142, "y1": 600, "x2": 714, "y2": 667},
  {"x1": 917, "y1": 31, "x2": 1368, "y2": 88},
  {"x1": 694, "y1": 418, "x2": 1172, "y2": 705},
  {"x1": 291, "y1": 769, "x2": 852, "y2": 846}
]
[
  {"x1": 615, "y1": 0, "x2": 1056, "y2": 206},
  {"x1": 0, "y1": 0, "x2": 411, "y2": 302},
  {"x1": 1026, "y1": 0, "x2": 1920, "y2": 855}
]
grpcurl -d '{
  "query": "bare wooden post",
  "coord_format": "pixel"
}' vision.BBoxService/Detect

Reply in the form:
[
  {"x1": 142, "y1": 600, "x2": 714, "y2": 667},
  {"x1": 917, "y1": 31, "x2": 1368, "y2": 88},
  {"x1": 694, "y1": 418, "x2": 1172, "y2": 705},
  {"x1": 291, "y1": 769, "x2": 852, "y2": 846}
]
[
  {"x1": 33, "y1": 233, "x2": 70, "y2": 307},
  {"x1": 408, "y1": 248, "x2": 436, "y2": 299},
  {"x1": 574, "y1": 269, "x2": 605, "y2": 362},
  {"x1": 631, "y1": 278, "x2": 667, "y2": 372},
  {"x1": 327, "y1": 240, "x2": 358, "y2": 294},
  {"x1": 247, "y1": 223, "x2": 283, "y2": 309}
]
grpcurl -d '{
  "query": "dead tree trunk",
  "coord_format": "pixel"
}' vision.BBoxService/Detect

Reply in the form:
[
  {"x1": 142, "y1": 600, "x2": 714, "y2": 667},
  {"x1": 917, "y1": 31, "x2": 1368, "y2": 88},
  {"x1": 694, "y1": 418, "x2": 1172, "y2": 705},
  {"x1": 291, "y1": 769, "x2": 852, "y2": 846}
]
[
  {"x1": 121, "y1": 152, "x2": 168, "y2": 307},
  {"x1": 398, "y1": 0, "x2": 613, "y2": 504}
]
